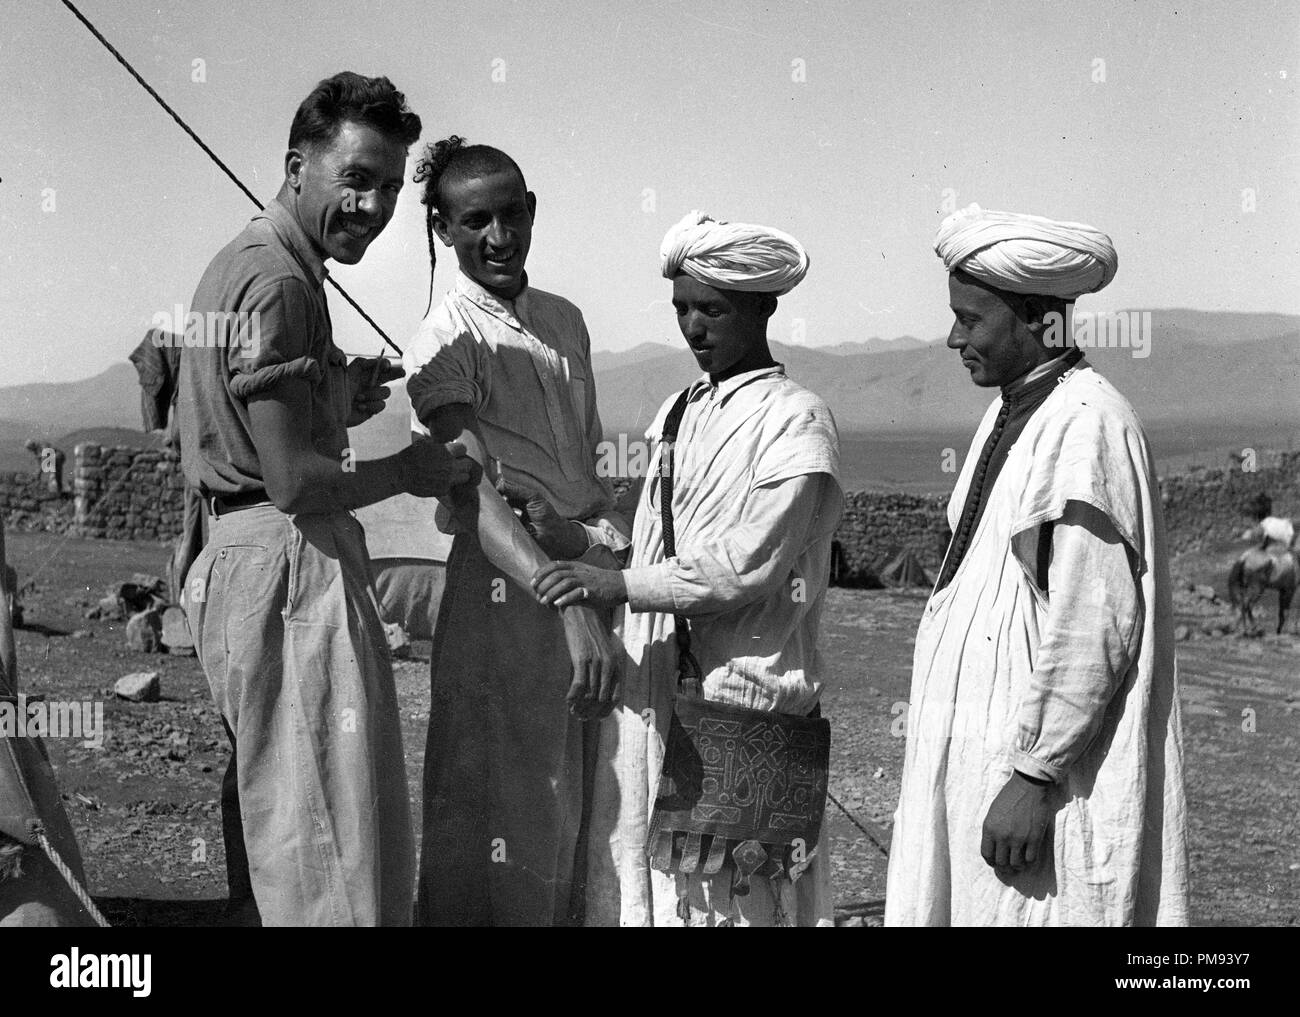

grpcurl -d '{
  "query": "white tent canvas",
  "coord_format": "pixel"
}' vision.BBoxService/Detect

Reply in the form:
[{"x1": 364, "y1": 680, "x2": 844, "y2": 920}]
[
  {"x1": 347, "y1": 376, "x2": 453, "y2": 564},
  {"x1": 346, "y1": 376, "x2": 452, "y2": 639}
]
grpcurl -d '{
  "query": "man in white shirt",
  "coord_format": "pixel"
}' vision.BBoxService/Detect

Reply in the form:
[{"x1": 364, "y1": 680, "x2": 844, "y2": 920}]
[
  {"x1": 534, "y1": 211, "x2": 843, "y2": 926},
  {"x1": 885, "y1": 204, "x2": 1190, "y2": 926}
]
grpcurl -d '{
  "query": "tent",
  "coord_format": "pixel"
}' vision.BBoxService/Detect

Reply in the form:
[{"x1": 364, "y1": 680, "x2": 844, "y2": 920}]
[
  {"x1": 1, "y1": 524, "x2": 98, "y2": 925},
  {"x1": 348, "y1": 378, "x2": 453, "y2": 640},
  {"x1": 877, "y1": 547, "x2": 932, "y2": 589}
]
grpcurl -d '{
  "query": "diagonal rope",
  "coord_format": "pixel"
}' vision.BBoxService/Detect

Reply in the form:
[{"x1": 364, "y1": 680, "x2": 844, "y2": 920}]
[
  {"x1": 827, "y1": 789, "x2": 890, "y2": 858},
  {"x1": 59, "y1": 0, "x2": 403, "y2": 358},
  {"x1": 36, "y1": 828, "x2": 112, "y2": 927}
]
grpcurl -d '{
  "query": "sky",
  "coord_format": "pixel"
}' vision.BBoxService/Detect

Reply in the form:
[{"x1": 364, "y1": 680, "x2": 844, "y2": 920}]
[{"x1": 1, "y1": 0, "x2": 1297, "y2": 386}]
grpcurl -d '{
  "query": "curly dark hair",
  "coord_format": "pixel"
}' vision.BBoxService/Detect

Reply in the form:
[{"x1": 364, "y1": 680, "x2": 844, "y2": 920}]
[
  {"x1": 287, "y1": 71, "x2": 422, "y2": 153},
  {"x1": 412, "y1": 136, "x2": 527, "y2": 314}
]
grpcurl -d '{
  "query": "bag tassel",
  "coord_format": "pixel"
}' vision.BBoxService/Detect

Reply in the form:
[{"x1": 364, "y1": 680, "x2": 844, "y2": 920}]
[{"x1": 730, "y1": 839, "x2": 766, "y2": 897}]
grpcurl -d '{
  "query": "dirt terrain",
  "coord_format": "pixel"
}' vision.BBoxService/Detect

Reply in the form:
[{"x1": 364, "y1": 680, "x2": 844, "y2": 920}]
[{"x1": 4, "y1": 530, "x2": 1297, "y2": 926}]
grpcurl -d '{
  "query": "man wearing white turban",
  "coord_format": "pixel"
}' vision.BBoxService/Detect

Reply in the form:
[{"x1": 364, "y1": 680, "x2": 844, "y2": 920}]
[
  {"x1": 885, "y1": 205, "x2": 1190, "y2": 926},
  {"x1": 660, "y1": 210, "x2": 810, "y2": 295},
  {"x1": 532, "y1": 211, "x2": 843, "y2": 926}
]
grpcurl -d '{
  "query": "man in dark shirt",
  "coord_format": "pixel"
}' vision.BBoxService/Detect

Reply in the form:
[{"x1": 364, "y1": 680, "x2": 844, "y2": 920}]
[{"x1": 178, "y1": 72, "x2": 478, "y2": 926}]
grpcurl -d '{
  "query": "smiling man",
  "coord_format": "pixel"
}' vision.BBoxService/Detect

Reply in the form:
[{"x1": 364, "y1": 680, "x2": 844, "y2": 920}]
[
  {"x1": 533, "y1": 211, "x2": 843, "y2": 926},
  {"x1": 885, "y1": 204, "x2": 1189, "y2": 927},
  {"x1": 178, "y1": 73, "x2": 479, "y2": 926},
  {"x1": 403, "y1": 137, "x2": 627, "y2": 926}
]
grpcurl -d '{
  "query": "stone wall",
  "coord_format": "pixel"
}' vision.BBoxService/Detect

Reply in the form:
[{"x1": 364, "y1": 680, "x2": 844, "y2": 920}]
[
  {"x1": 1, "y1": 446, "x2": 1296, "y2": 565},
  {"x1": 72, "y1": 444, "x2": 187, "y2": 541},
  {"x1": 1158, "y1": 450, "x2": 1300, "y2": 554},
  {"x1": 834, "y1": 491, "x2": 950, "y2": 583},
  {"x1": 0, "y1": 470, "x2": 74, "y2": 533}
]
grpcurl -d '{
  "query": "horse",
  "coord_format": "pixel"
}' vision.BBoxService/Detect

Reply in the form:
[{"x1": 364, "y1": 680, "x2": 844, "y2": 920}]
[{"x1": 1228, "y1": 546, "x2": 1298, "y2": 636}]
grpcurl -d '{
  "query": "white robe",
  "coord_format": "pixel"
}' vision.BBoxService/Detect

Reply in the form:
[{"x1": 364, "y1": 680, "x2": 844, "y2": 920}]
[
  {"x1": 886, "y1": 363, "x2": 1190, "y2": 926},
  {"x1": 586, "y1": 366, "x2": 843, "y2": 926}
]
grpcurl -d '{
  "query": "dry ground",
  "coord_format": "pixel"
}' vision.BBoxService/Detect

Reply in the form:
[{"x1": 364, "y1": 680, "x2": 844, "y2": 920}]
[{"x1": 4, "y1": 529, "x2": 1297, "y2": 926}]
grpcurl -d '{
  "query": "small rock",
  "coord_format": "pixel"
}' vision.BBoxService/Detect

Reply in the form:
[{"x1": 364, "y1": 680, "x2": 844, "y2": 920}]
[
  {"x1": 97, "y1": 595, "x2": 126, "y2": 621},
  {"x1": 1194, "y1": 584, "x2": 1217, "y2": 602},
  {"x1": 384, "y1": 621, "x2": 411, "y2": 659},
  {"x1": 1174, "y1": 625, "x2": 1191, "y2": 642},
  {"x1": 161, "y1": 605, "x2": 195, "y2": 653},
  {"x1": 115, "y1": 670, "x2": 161, "y2": 703},
  {"x1": 873, "y1": 767, "x2": 885, "y2": 779},
  {"x1": 83, "y1": 605, "x2": 101, "y2": 620},
  {"x1": 70, "y1": 629, "x2": 93, "y2": 639},
  {"x1": 126, "y1": 608, "x2": 163, "y2": 653}
]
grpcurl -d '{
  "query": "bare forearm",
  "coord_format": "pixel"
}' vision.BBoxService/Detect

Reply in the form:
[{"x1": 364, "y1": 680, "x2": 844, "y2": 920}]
[
  {"x1": 445, "y1": 436, "x2": 549, "y2": 589},
  {"x1": 260, "y1": 450, "x2": 409, "y2": 514}
]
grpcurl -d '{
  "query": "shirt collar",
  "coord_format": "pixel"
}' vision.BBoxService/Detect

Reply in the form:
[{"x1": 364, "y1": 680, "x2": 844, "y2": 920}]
[
  {"x1": 1002, "y1": 346, "x2": 1085, "y2": 403},
  {"x1": 688, "y1": 362, "x2": 786, "y2": 403},
  {"x1": 454, "y1": 269, "x2": 531, "y2": 329},
  {"x1": 254, "y1": 198, "x2": 329, "y2": 284}
]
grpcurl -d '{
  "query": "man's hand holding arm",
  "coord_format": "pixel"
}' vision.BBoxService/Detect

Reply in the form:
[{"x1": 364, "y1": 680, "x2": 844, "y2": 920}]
[
  {"x1": 421, "y1": 402, "x2": 621, "y2": 719},
  {"x1": 533, "y1": 473, "x2": 829, "y2": 613},
  {"x1": 247, "y1": 380, "x2": 479, "y2": 515}
]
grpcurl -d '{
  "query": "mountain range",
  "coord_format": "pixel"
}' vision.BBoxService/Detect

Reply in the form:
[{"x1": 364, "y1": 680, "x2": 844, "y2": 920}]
[{"x1": 2, "y1": 310, "x2": 1297, "y2": 473}]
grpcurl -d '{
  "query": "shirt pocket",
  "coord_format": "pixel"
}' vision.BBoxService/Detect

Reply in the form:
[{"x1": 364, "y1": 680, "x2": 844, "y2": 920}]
[{"x1": 322, "y1": 346, "x2": 351, "y2": 427}]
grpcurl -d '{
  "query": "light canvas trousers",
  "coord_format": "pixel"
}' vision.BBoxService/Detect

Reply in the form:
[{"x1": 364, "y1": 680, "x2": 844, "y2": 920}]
[{"x1": 184, "y1": 505, "x2": 414, "y2": 926}]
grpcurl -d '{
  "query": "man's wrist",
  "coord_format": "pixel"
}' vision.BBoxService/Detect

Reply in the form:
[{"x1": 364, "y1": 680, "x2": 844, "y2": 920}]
[
  {"x1": 565, "y1": 519, "x2": 591, "y2": 557},
  {"x1": 392, "y1": 446, "x2": 414, "y2": 494}
]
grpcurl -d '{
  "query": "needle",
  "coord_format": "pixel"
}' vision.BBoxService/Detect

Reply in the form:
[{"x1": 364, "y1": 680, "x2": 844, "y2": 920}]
[{"x1": 368, "y1": 347, "x2": 388, "y2": 387}]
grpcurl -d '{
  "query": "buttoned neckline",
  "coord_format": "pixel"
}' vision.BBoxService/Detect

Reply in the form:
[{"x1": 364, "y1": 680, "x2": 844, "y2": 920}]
[{"x1": 453, "y1": 270, "x2": 533, "y2": 331}]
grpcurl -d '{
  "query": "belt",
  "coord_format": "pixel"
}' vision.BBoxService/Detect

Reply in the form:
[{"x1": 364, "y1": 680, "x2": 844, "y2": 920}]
[{"x1": 209, "y1": 490, "x2": 274, "y2": 517}]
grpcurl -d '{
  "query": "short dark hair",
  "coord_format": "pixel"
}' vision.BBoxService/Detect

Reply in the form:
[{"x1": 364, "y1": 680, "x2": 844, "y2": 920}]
[
  {"x1": 411, "y1": 136, "x2": 529, "y2": 313},
  {"x1": 288, "y1": 71, "x2": 421, "y2": 152}
]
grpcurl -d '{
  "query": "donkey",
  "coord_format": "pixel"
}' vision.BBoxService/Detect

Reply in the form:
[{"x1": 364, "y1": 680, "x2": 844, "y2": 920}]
[{"x1": 1228, "y1": 546, "x2": 1298, "y2": 636}]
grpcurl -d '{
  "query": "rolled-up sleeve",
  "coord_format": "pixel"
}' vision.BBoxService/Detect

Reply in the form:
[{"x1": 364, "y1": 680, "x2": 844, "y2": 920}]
[
  {"x1": 1013, "y1": 500, "x2": 1143, "y2": 783},
  {"x1": 228, "y1": 277, "x2": 322, "y2": 399},
  {"x1": 577, "y1": 512, "x2": 632, "y2": 555},
  {"x1": 404, "y1": 319, "x2": 484, "y2": 428}
]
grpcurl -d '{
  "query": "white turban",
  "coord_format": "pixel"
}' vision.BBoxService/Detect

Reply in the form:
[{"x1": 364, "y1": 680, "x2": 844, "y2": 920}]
[
  {"x1": 935, "y1": 203, "x2": 1118, "y2": 300},
  {"x1": 660, "y1": 210, "x2": 809, "y2": 295}
]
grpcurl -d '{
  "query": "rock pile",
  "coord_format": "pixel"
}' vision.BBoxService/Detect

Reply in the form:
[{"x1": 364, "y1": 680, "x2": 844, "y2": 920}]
[{"x1": 83, "y1": 572, "x2": 195, "y2": 656}]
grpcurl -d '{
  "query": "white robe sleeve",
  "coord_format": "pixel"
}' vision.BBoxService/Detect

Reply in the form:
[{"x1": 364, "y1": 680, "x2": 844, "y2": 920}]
[
  {"x1": 623, "y1": 473, "x2": 829, "y2": 615},
  {"x1": 1013, "y1": 499, "x2": 1144, "y2": 783}
]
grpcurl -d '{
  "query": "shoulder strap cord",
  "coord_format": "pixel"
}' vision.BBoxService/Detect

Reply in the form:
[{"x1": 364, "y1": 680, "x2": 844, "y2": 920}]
[{"x1": 658, "y1": 388, "x2": 703, "y2": 693}]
